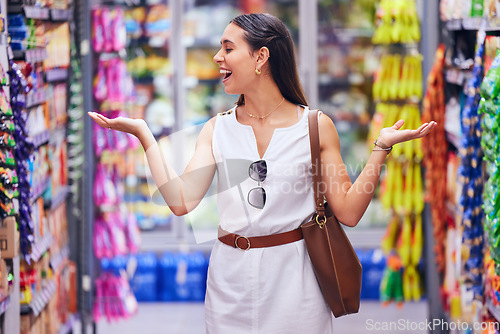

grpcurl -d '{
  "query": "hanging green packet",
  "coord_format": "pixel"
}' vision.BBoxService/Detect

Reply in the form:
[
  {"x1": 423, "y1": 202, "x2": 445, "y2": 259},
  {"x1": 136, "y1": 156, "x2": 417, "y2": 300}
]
[
  {"x1": 480, "y1": 107, "x2": 500, "y2": 162},
  {"x1": 480, "y1": 49, "x2": 500, "y2": 100},
  {"x1": 483, "y1": 161, "x2": 500, "y2": 220}
]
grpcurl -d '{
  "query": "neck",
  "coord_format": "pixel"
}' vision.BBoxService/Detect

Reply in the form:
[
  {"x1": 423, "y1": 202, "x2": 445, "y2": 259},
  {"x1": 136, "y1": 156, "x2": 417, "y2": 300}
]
[{"x1": 242, "y1": 84, "x2": 284, "y2": 118}]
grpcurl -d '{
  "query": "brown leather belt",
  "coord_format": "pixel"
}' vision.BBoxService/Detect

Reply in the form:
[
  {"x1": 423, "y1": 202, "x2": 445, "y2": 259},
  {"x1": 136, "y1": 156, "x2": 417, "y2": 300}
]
[{"x1": 218, "y1": 226, "x2": 303, "y2": 250}]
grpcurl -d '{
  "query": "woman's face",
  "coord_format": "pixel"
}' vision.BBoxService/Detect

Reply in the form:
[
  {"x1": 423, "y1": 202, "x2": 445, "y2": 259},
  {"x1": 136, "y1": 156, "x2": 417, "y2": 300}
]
[{"x1": 213, "y1": 23, "x2": 258, "y2": 95}]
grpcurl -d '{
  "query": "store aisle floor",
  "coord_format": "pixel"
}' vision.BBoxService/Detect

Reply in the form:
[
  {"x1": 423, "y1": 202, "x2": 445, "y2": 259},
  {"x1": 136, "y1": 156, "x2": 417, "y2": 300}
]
[{"x1": 97, "y1": 300, "x2": 428, "y2": 333}]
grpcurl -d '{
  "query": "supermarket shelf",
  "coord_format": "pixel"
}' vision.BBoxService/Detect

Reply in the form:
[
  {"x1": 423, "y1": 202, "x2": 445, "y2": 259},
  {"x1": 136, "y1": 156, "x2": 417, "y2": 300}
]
[
  {"x1": 46, "y1": 68, "x2": 69, "y2": 82},
  {"x1": 58, "y1": 313, "x2": 80, "y2": 334},
  {"x1": 31, "y1": 234, "x2": 53, "y2": 262},
  {"x1": 30, "y1": 129, "x2": 50, "y2": 148},
  {"x1": 49, "y1": 126, "x2": 67, "y2": 146},
  {"x1": 128, "y1": 35, "x2": 169, "y2": 49},
  {"x1": 487, "y1": 299, "x2": 500, "y2": 322},
  {"x1": 332, "y1": 28, "x2": 374, "y2": 44},
  {"x1": 51, "y1": 9, "x2": 72, "y2": 21},
  {"x1": 18, "y1": 88, "x2": 48, "y2": 109},
  {"x1": 27, "y1": 89, "x2": 48, "y2": 108},
  {"x1": 50, "y1": 244, "x2": 70, "y2": 274},
  {"x1": 344, "y1": 227, "x2": 386, "y2": 249},
  {"x1": 31, "y1": 177, "x2": 51, "y2": 205},
  {"x1": 184, "y1": 76, "x2": 220, "y2": 89},
  {"x1": 9, "y1": 5, "x2": 50, "y2": 20},
  {"x1": 8, "y1": 5, "x2": 71, "y2": 22},
  {"x1": 318, "y1": 74, "x2": 351, "y2": 87},
  {"x1": 12, "y1": 48, "x2": 48, "y2": 63},
  {"x1": 48, "y1": 186, "x2": 69, "y2": 211},
  {"x1": 0, "y1": 295, "x2": 10, "y2": 317},
  {"x1": 183, "y1": 36, "x2": 220, "y2": 48},
  {"x1": 20, "y1": 279, "x2": 57, "y2": 317},
  {"x1": 446, "y1": 17, "x2": 500, "y2": 31}
]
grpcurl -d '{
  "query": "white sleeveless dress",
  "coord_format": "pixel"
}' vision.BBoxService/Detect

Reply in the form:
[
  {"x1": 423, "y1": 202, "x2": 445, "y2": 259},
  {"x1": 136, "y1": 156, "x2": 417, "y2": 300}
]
[{"x1": 205, "y1": 105, "x2": 334, "y2": 334}]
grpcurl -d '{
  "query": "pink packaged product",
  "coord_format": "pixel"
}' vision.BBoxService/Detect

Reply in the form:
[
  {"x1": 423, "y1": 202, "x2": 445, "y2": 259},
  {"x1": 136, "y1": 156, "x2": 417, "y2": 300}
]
[
  {"x1": 93, "y1": 218, "x2": 113, "y2": 259},
  {"x1": 93, "y1": 7, "x2": 126, "y2": 54},
  {"x1": 125, "y1": 213, "x2": 141, "y2": 254},
  {"x1": 94, "y1": 59, "x2": 107, "y2": 102},
  {"x1": 112, "y1": 8, "x2": 126, "y2": 51},
  {"x1": 110, "y1": 166, "x2": 125, "y2": 203},
  {"x1": 92, "y1": 9, "x2": 104, "y2": 52},
  {"x1": 101, "y1": 7, "x2": 113, "y2": 53},
  {"x1": 93, "y1": 162, "x2": 117, "y2": 207},
  {"x1": 107, "y1": 212, "x2": 128, "y2": 256},
  {"x1": 93, "y1": 272, "x2": 138, "y2": 323}
]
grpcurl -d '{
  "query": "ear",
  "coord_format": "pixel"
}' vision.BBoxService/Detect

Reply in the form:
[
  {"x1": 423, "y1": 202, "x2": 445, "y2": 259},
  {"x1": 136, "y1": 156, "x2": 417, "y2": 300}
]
[{"x1": 254, "y1": 46, "x2": 270, "y2": 70}]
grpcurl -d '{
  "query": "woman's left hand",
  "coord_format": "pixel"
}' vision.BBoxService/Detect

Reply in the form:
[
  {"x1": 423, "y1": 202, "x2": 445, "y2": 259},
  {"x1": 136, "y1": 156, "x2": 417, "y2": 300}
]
[{"x1": 377, "y1": 119, "x2": 437, "y2": 148}]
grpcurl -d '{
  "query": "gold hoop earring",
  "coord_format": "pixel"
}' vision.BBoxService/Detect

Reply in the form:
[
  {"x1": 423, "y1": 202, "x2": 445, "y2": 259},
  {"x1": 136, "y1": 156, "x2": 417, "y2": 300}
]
[{"x1": 255, "y1": 69, "x2": 261, "y2": 75}]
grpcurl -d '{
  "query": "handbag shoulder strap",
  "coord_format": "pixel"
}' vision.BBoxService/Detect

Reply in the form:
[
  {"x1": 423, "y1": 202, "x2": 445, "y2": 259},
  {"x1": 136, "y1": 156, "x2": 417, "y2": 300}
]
[{"x1": 308, "y1": 109, "x2": 326, "y2": 217}]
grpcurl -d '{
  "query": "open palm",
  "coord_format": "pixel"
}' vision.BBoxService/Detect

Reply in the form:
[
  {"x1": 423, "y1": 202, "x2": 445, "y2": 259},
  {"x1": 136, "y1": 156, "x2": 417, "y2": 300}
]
[
  {"x1": 88, "y1": 111, "x2": 146, "y2": 137},
  {"x1": 379, "y1": 119, "x2": 437, "y2": 147}
]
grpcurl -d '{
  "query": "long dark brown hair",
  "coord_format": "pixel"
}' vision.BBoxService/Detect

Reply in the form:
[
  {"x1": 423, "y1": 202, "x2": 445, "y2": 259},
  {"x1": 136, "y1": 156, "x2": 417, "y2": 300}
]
[{"x1": 230, "y1": 13, "x2": 308, "y2": 106}]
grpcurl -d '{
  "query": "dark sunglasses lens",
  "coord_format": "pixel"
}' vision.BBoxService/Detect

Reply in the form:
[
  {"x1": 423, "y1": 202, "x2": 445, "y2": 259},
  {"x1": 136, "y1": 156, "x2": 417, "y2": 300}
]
[
  {"x1": 248, "y1": 187, "x2": 266, "y2": 209},
  {"x1": 249, "y1": 160, "x2": 267, "y2": 182}
]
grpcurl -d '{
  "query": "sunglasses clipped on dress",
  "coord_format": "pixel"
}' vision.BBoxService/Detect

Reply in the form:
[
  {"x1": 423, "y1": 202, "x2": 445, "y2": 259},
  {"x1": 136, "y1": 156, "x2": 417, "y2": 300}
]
[{"x1": 248, "y1": 160, "x2": 267, "y2": 209}]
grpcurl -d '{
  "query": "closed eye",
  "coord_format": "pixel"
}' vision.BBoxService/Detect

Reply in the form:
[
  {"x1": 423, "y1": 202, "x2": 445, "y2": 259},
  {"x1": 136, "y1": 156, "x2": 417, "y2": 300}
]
[{"x1": 225, "y1": 49, "x2": 232, "y2": 53}]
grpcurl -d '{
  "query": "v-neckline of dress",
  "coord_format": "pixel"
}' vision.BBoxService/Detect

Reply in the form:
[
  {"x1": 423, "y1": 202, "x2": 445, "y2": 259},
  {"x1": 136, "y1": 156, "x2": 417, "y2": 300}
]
[{"x1": 232, "y1": 105, "x2": 308, "y2": 160}]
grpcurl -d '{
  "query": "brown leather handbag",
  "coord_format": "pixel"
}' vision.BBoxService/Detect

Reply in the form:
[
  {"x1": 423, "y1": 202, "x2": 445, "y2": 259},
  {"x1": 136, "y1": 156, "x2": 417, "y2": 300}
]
[{"x1": 301, "y1": 109, "x2": 362, "y2": 318}]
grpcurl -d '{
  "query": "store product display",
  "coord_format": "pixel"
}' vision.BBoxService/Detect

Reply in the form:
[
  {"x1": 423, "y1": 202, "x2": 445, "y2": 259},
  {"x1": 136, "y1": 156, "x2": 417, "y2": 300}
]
[
  {"x1": 67, "y1": 40, "x2": 85, "y2": 205},
  {"x1": 92, "y1": 4, "x2": 142, "y2": 322},
  {"x1": 480, "y1": 48, "x2": 500, "y2": 274},
  {"x1": 370, "y1": 0, "x2": 424, "y2": 306},
  {"x1": 93, "y1": 263, "x2": 138, "y2": 322},
  {"x1": 431, "y1": 12, "x2": 500, "y2": 326},
  {"x1": 0, "y1": 76, "x2": 18, "y2": 222},
  {"x1": 422, "y1": 44, "x2": 447, "y2": 273},
  {"x1": 92, "y1": 7, "x2": 126, "y2": 54},
  {"x1": 373, "y1": 54, "x2": 423, "y2": 102},
  {"x1": 372, "y1": 0, "x2": 420, "y2": 45},
  {"x1": 457, "y1": 30, "x2": 485, "y2": 301},
  {"x1": 135, "y1": 251, "x2": 208, "y2": 302},
  {"x1": 9, "y1": 60, "x2": 35, "y2": 262},
  {"x1": 0, "y1": 1, "x2": 80, "y2": 333}
]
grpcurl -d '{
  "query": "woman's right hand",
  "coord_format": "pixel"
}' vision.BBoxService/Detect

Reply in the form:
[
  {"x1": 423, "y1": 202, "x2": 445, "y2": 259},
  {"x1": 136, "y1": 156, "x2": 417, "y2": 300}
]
[{"x1": 88, "y1": 111, "x2": 147, "y2": 138}]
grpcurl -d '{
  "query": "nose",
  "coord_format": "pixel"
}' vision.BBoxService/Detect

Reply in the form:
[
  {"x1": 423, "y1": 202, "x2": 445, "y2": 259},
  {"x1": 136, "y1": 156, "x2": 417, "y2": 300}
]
[{"x1": 213, "y1": 49, "x2": 223, "y2": 63}]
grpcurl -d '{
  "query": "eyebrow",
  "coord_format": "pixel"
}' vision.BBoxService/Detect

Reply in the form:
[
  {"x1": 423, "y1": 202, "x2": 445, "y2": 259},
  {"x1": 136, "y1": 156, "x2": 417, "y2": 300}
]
[{"x1": 220, "y1": 39, "x2": 235, "y2": 45}]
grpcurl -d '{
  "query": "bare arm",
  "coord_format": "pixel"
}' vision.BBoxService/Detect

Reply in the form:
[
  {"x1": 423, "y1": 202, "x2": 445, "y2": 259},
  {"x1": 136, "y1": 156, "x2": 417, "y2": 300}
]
[
  {"x1": 318, "y1": 114, "x2": 436, "y2": 227},
  {"x1": 88, "y1": 112, "x2": 216, "y2": 216}
]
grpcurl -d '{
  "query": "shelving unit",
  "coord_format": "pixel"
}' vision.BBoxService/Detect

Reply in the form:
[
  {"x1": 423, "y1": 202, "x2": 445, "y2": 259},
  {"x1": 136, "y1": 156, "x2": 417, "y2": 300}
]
[
  {"x1": 20, "y1": 280, "x2": 57, "y2": 317},
  {"x1": 0, "y1": 0, "x2": 80, "y2": 333},
  {"x1": 433, "y1": 3, "x2": 500, "y2": 331}
]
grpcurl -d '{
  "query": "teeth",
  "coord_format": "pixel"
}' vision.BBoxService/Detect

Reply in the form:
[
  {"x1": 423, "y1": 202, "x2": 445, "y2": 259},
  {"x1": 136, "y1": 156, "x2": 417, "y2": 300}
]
[{"x1": 220, "y1": 70, "x2": 232, "y2": 74}]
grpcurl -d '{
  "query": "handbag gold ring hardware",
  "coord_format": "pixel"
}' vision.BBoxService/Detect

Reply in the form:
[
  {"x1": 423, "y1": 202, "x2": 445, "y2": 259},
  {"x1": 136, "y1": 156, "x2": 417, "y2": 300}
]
[
  {"x1": 315, "y1": 215, "x2": 327, "y2": 229},
  {"x1": 235, "y1": 235, "x2": 251, "y2": 250}
]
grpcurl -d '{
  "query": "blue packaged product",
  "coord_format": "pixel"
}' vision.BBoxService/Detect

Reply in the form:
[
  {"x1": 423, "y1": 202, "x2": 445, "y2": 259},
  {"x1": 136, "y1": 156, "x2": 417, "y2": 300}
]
[
  {"x1": 158, "y1": 252, "x2": 178, "y2": 301},
  {"x1": 130, "y1": 253, "x2": 158, "y2": 302},
  {"x1": 7, "y1": 14, "x2": 25, "y2": 27}
]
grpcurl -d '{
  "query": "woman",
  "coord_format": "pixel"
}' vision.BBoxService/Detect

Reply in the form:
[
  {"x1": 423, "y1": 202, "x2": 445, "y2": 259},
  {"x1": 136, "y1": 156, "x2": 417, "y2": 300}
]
[{"x1": 89, "y1": 13, "x2": 435, "y2": 333}]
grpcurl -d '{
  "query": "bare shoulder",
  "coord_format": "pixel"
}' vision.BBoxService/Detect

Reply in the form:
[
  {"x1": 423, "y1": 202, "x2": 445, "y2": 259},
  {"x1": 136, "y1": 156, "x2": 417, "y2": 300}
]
[
  {"x1": 318, "y1": 112, "x2": 340, "y2": 150},
  {"x1": 196, "y1": 116, "x2": 217, "y2": 146}
]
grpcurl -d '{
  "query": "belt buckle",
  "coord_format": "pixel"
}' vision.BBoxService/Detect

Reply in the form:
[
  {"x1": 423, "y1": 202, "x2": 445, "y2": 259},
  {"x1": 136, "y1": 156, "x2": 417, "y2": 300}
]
[{"x1": 235, "y1": 235, "x2": 251, "y2": 250}]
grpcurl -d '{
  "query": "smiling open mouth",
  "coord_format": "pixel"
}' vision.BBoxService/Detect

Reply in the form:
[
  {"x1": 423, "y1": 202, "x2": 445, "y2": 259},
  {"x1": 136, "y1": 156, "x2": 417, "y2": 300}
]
[{"x1": 220, "y1": 69, "x2": 232, "y2": 79}]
